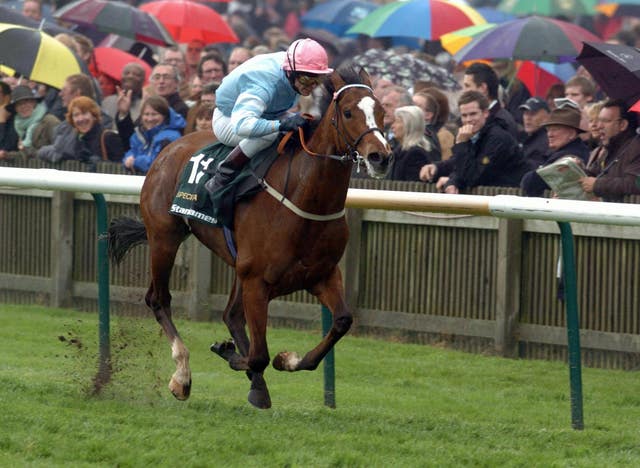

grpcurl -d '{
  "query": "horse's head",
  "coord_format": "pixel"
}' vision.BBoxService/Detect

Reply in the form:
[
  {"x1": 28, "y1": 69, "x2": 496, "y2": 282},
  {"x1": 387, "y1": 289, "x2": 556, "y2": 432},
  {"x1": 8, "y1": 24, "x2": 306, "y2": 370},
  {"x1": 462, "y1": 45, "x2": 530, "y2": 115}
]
[{"x1": 323, "y1": 67, "x2": 392, "y2": 179}]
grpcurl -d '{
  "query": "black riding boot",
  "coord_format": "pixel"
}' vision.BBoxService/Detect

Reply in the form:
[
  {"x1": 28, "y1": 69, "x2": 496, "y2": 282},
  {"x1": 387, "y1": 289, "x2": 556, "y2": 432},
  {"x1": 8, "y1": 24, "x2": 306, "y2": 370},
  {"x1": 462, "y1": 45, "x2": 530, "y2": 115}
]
[{"x1": 204, "y1": 145, "x2": 250, "y2": 195}]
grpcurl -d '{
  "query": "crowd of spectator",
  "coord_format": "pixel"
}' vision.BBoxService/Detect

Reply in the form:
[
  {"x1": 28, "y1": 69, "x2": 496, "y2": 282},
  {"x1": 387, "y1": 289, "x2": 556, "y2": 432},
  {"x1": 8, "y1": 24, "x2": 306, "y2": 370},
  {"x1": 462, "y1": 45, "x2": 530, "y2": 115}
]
[{"x1": 2, "y1": 0, "x2": 640, "y2": 202}]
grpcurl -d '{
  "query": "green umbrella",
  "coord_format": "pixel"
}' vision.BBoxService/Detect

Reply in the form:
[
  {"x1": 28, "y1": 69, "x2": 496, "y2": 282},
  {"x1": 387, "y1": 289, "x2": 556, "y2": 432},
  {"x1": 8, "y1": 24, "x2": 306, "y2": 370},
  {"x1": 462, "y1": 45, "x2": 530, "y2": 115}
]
[{"x1": 498, "y1": 0, "x2": 598, "y2": 17}]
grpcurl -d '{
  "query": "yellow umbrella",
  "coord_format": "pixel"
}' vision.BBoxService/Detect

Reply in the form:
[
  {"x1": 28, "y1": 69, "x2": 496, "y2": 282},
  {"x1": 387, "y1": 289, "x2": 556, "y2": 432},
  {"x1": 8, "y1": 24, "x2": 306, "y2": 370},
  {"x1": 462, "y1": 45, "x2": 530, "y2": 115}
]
[
  {"x1": 440, "y1": 23, "x2": 496, "y2": 55},
  {"x1": 0, "y1": 23, "x2": 82, "y2": 89}
]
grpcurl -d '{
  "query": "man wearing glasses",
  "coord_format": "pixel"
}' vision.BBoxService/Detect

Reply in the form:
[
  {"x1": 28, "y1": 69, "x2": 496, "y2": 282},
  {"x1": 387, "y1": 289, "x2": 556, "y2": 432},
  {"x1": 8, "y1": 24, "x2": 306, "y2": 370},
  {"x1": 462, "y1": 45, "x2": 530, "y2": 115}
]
[
  {"x1": 204, "y1": 38, "x2": 334, "y2": 198},
  {"x1": 149, "y1": 63, "x2": 189, "y2": 119},
  {"x1": 579, "y1": 99, "x2": 640, "y2": 202}
]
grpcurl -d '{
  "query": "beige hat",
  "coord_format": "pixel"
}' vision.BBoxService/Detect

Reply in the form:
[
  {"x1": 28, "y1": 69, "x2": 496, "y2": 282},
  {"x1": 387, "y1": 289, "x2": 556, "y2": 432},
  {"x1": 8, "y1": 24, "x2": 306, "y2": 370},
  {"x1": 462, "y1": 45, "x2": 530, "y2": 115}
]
[{"x1": 541, "y1": 107, "x2": 585, "y2": 133}]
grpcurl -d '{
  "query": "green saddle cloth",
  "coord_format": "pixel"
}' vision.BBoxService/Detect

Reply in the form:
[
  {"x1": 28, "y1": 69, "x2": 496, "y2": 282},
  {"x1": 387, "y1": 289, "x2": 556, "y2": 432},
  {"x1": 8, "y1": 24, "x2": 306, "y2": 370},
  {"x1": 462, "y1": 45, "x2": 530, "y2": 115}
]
[{"x1": 169, "y1": 141, "x2": 277, "y2": 228}]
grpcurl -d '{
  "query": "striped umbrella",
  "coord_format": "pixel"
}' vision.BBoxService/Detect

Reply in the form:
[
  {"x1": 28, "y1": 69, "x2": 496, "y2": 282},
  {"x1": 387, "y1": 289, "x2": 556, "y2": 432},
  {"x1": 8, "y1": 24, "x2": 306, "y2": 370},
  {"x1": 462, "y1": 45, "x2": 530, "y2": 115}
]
[
  {"x1": 53, "y1": 0, "x2": 175, "y2": 47},
  {"x1": 0, "y1": 23, "x2": 82, "y2": 89},
  {"x1": 347, "y1": 0, "x2": 486, "y2": 40},
  {"x1": 454, "y1": 16, "x2": 600, "y2": 63}
]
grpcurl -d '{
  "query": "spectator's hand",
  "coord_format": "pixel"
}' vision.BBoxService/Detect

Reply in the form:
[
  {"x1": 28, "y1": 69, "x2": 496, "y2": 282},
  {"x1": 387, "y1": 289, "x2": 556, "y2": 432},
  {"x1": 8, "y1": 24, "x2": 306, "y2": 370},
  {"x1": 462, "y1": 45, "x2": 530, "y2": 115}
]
[
  {"x1": 444, "y1": 184, "x2": 459, "y2": 194},
  {"x1": 279, "y1": 114, "x2": 308, "y2": 133},
  {"x1": 0, "y1": 149, "x2": 6, "y2": 160},
  {"x1": 116, "y1": 86, "x2": 132, "y2": 118},
  {"x1": 579, "y1": 176, "x2": 596, "y2": 193},
  {"x1": 419, "y1": 163, "x2": 437, "y2": 182},
  {"x1": 436, "y1": 176, "x2": 449, "y2": 191},
  {"x1": 456, "y1": 124, "x2": 474, "y2": 144},
  {"x1": 123, "y1": 155, "x2": 135, "y2": 170}
]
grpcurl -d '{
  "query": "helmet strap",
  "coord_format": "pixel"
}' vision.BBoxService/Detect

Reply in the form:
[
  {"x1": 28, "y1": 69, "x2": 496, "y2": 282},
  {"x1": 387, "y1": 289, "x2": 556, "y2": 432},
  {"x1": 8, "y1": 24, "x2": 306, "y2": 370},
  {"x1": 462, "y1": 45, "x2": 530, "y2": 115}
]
[{"x1": 285, "y1": 70, "x2": 302, "y2": 95}]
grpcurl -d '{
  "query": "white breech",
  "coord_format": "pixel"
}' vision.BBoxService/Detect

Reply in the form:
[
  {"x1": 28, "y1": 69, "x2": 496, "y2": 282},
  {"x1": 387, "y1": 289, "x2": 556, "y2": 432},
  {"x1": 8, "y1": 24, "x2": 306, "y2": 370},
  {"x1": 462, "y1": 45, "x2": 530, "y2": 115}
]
[{"x1": 212, "y1": 108, "x2": 279, "y2": 158}]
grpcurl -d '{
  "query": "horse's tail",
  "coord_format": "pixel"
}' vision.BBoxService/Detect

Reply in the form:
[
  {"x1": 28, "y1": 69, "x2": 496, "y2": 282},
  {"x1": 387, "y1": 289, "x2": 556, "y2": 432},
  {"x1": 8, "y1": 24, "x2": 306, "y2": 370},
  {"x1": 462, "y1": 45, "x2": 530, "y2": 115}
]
[{"x1": 107, "y1": 217, "x2": 148, "y2": 264}]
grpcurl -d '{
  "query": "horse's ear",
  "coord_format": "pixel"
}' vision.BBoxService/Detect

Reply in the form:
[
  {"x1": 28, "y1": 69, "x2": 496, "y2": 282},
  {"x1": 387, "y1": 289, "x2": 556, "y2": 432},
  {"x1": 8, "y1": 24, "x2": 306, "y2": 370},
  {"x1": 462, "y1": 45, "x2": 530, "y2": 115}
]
[
  {"x1": 330, "y1": 70, "x2": 346, "y2": 90},
  {"x1": 358, "y1": 67, "x2": 372, "y2": 87}
]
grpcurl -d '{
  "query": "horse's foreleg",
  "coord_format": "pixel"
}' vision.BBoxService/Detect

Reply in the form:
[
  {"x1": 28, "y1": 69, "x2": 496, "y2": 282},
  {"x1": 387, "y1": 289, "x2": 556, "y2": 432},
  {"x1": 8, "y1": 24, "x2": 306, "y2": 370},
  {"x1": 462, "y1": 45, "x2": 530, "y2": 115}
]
[
  {"x1": 147, "y1": 236, "x2": 192, "y2": 400},
  {"x1": 243, "y1": 278, "x2": 271, "y2": 408},
  {"x1": 273, "y1": 267, "x2": 352, "y2": 372}
]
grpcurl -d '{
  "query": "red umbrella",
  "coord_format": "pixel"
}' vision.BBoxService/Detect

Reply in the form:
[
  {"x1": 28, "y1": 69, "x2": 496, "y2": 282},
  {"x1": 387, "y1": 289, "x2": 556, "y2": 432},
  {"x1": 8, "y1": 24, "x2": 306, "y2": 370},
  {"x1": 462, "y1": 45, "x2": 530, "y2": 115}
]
[
  {"x1": 140, "y1": 0, "x2": 239, "y2": 44},
  {"x1": 92, "y1": 47, "x2": 152, "y2": 84}
]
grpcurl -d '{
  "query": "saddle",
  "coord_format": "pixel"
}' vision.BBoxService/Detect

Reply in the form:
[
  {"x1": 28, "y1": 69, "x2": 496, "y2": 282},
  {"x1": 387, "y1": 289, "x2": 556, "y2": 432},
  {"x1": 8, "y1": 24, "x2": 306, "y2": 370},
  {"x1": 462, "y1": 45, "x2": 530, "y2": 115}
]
[{"x1": 169, "y1": 141, "x2": 281, "y2": 229}]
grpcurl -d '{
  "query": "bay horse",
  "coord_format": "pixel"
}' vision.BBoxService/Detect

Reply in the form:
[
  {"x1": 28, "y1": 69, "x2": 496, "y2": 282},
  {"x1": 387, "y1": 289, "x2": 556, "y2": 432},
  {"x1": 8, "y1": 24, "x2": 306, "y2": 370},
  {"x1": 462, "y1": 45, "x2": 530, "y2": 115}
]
[{"x1": 107, "y1": 67, "x2": 391, "y2": 408}]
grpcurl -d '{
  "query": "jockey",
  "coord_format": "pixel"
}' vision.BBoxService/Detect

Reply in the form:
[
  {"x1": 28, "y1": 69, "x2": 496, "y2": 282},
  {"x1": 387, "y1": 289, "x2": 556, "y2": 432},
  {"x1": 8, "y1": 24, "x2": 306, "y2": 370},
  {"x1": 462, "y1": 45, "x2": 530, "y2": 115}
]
[{"x1": 204, "y1": 38, "x2": 333, "y2": 197}]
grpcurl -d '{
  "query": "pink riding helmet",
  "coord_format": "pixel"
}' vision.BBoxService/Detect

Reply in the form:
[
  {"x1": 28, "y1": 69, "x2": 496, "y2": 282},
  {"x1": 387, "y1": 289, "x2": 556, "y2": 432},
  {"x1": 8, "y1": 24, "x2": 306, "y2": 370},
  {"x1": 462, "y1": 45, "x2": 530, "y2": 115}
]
[{"x1": 282, "y1": 38, "x2": 333, "y2": 75}]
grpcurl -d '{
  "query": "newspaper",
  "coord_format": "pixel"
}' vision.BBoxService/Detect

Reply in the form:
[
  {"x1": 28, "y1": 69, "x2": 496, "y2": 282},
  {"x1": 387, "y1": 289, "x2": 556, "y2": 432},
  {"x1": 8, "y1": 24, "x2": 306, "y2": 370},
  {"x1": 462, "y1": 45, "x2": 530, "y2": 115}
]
[{"x1": 536, "y1": 156, "x2": 591, "y2": 200}]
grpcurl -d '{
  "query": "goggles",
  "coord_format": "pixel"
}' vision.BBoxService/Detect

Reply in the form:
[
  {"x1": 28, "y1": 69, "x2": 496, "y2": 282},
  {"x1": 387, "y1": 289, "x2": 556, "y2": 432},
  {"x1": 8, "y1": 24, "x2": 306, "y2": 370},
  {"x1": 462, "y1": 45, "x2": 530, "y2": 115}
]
[{"x1": 297, "y1": 74, "x2": 322, "y2": 87}]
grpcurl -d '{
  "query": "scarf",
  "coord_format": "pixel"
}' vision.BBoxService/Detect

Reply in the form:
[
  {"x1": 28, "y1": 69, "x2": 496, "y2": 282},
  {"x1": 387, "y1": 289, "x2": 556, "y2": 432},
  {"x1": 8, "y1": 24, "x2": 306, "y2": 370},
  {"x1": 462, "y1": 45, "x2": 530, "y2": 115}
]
[{"x1": 14, "y1": 102, "x2": 47, "y2": 148}]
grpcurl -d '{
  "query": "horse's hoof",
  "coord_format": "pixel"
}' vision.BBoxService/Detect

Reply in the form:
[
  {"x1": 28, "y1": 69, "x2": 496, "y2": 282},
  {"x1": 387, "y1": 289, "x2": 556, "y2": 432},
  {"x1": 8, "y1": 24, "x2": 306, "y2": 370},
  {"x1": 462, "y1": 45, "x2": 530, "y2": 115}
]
[
  {"x1": 210, "y1": 340, "x2": 235, "y2": 359},
  {"x1": 248, "y1": 388, "x2": 271, "y2": 409},
  {"x1": 272, "y1": 351, "x2": 301, "y2": 371},
  {"x1": 169, "y1": 377, "x2": 191, "y2": 401}
]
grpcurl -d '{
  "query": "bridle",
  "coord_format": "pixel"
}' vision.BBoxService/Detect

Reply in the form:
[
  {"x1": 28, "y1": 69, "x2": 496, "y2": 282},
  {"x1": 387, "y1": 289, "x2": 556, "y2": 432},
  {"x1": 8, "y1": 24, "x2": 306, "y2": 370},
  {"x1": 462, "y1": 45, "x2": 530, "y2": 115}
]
[
  {"x1": 262, "y1": 82, "x2": 386, "y2": 222},
  {"x1": 277, "y1": 83, "x2": 385, "y2": 164}
]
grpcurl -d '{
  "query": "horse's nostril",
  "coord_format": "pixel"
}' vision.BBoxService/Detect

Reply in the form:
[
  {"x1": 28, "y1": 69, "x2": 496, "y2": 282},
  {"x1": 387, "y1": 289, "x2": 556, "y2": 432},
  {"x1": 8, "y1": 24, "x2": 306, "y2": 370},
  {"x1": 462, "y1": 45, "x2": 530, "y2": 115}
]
[{"x1": 368, "y1": 152, "x2": 381, "y2": 163}]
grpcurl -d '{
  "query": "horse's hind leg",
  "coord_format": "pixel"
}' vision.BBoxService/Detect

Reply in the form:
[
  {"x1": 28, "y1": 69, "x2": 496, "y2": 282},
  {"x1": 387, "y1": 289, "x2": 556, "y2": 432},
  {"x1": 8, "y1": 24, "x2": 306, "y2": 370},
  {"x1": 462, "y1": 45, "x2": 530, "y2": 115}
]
[
  {"x1": 211, "y1": 277, "x2": 251, "y2": 369},
  {"x1": 273, "y1": 266, "x2": 352, "y2": 372},
  {"x1": 146, "y1": 229, "x2": 192, "y2": 400}
]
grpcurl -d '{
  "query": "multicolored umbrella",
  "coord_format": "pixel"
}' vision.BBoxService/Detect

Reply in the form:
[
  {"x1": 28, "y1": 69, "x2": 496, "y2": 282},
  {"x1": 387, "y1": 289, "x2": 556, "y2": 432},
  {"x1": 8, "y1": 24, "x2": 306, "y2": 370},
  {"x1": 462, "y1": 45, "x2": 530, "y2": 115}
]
[
  {"x1": 498, "y1": 0, "x2": 598, "y2": 17},
  {"x1": 350, "y1": 48, "x2": 460, "y2": 91},
  {"x1": 440, "y1": 23, "x2": 496, "y2": 55},
  {"x1": 596, "y1": 1, "x2": 640, "y2": 17},
  {"x1": 139, "y1": 0, "x2": 238, "y2": 44},
  {"x1": 0, "y1": 22, "x2": 82, "y2": 89},
  {"x1": 453, "y1": 16, "x2": 600, "y2": 63},
  {"x1": 53, "y1": 0, "x2": 175, "y2": 46},
  {"x1": 576, "y1": 41, "x2": 640, "y2": 107},
  {"x1": 301, "y1": 0, "x2": 378, "y2": 36},
  {"x1": 346, "y1": 0, "x2": 486, "y2": 40}
]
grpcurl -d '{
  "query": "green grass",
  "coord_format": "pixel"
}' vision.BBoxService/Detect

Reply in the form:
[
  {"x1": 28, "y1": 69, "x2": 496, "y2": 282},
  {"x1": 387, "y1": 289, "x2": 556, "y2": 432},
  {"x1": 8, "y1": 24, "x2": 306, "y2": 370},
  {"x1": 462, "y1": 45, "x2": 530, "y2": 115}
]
[{"x1": 1, "y1": 304, "x2": 639, "y2": 467}]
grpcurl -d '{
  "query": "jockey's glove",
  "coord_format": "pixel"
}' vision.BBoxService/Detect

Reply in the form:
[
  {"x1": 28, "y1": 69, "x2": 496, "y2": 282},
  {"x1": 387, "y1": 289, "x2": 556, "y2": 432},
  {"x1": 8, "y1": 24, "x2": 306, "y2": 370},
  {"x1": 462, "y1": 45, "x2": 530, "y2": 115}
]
[{"x1": 279, "y1": 114, "x2": 308, "y2": 132}]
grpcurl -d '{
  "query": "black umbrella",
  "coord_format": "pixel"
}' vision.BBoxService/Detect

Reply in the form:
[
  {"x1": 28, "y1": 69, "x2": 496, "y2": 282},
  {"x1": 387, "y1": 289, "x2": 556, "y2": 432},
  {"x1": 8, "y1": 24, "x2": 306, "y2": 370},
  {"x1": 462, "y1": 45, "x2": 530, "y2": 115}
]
[
  {"x1": 576, "y1": 41, "x2": 640, "y2": 108},
  {"x1": 0, "y1": 4, "x2": 71, "y2": 36},
  {"x1": 350, "y1": 48, "x2": 460, "y2": 91}
]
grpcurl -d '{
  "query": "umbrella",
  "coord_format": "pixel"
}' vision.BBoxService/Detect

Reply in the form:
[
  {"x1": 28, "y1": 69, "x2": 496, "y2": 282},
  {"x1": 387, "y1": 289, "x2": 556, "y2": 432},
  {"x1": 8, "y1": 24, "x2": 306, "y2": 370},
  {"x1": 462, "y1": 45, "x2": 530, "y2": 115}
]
[
  {"x1": 576, "y1": 41, "x2": 640, "y2": 107},
  {"x1": 92, "y1": 46, "x2": 152, "y2": 84},
  {"x1": 440, "y1": 23, "x2": 497, "y2": 55},
  {"x1": 301, "y1": 0, "x2": 378, "y2": 36},
  {"x1": 0, "y1": 4, "x2": 71, "y2": 36},
  {"x1": 515, "y1": 61, "x2": 576, "y2": 96},
  {"x1": 346, "y1": 0, "x2": 486, "y2": 40},
  {"x1": 0, "y1": 22, "x2": 82, "y2": 89},
  {"x1": 497, "y1": 0, "x2": 598, "y2": 17},
  {"x1": 475, "y1": 7, "x2": 515, "y2": 24},
  {"x1": 139, "y1": 0, "x2": 238, "y2": 44},
  {"x1": 350, "y1": 48, "x2": 460, "y2": 91},
  {"x1": 53, "y1": 0, "x2": 175, "y2": 47},
  {"x1": 596, "y1": 1, "x2": 640, "y2": 17},
  {"x1": 453, "y1": 16, "x2": 601, "y2": 63}
]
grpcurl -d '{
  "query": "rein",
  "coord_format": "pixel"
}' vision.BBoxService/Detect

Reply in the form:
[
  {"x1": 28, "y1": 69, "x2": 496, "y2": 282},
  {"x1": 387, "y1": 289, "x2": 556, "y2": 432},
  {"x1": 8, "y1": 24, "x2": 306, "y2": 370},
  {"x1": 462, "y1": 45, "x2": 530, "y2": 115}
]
[{"x1": 262, "y1": 82, "x2": 382, "y2": 222}]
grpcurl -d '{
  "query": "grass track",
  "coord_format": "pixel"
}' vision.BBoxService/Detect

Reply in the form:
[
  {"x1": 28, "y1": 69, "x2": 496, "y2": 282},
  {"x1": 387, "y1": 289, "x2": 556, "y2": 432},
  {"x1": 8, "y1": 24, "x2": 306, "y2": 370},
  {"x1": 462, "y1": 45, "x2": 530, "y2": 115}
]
[{"x1": 1, "y1": 304, "x2": 639, "y2": 467}]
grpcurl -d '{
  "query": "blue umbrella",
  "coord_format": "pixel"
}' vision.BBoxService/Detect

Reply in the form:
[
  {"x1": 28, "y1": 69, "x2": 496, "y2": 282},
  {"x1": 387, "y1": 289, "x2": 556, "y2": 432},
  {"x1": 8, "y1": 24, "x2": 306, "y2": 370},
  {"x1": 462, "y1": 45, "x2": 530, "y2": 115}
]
[
  {"x1": 476, "y1": 7, "x2": 516, "y2": 24},
  {"x1": 301, "y1": 0, "x2": 378, "y2": 36}
]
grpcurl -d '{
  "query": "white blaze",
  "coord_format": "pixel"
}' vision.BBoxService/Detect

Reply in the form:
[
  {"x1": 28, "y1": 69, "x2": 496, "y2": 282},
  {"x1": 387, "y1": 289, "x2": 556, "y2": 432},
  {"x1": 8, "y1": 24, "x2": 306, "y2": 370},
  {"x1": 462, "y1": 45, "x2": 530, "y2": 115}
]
[{"x1": 358, "y1": 96, "x2": 389, "y2": 148}]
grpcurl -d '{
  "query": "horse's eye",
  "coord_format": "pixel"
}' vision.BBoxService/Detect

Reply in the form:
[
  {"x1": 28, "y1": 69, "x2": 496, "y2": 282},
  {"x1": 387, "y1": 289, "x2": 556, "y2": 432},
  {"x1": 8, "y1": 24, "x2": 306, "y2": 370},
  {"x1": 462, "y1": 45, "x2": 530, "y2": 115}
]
[{"x1": 344, "y1": 109, "x2": 352, "y2": 118}]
